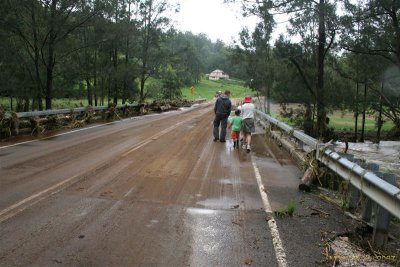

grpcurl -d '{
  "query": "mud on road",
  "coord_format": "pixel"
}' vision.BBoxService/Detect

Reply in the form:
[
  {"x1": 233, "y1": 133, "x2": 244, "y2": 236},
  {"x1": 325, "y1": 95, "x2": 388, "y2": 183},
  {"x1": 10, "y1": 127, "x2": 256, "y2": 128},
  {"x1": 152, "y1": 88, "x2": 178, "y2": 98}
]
[{"x1": 0, "y1": 103, "x2": 386, "y2": 266}]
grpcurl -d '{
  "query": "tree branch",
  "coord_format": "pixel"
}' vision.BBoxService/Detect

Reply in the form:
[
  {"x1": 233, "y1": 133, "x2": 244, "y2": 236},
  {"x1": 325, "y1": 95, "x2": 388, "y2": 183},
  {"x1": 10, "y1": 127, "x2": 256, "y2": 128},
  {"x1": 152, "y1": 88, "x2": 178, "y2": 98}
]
[
  {"x1": 340, "y1": 46, "x2": 397, "y2": 64},
  {"x1": 323, "y1": 29, "x2": 335, "y2": 60},
  {"x1": 289, "y1": 56, "x2": 316, "y2": 99}
]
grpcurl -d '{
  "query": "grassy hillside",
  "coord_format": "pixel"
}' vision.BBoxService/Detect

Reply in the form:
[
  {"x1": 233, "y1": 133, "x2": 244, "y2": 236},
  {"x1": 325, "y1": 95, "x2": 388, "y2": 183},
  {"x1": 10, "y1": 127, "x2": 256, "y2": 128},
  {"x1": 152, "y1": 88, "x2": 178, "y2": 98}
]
[
  {"x1": 181, "y1": 78, "x2": 253, "y2": 101},
  {"x1": 270, "y1": 105, "x2": 394, "y2": 132}
]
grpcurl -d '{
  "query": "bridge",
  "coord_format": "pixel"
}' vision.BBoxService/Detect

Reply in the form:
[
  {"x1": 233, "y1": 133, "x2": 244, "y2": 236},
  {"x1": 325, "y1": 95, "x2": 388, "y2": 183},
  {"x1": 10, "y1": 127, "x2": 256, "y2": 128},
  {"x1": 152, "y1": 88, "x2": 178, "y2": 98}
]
[{"x1": 0, "y1": 102, "x2": 399, "y2": 266}]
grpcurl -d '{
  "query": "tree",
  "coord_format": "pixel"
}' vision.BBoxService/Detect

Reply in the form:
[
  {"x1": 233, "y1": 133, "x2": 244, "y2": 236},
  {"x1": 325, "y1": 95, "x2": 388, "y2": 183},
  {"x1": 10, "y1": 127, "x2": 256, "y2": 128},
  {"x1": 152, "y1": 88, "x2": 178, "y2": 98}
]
[
  {"x1": 135, "y1": 0, "x2": 174, "y2": 102},
  {"x1": 227, "y1": 0, "x2": 339, "y2": 138},
  {"x1": 340, "y1": 0, "x2": 400, "y2": 137},
  {"x1": 160, "y1": 64, "x2": 182, "y2": 100},
  {"x1": 1, "y1": 0, "x2": 97, "y2": 110}
]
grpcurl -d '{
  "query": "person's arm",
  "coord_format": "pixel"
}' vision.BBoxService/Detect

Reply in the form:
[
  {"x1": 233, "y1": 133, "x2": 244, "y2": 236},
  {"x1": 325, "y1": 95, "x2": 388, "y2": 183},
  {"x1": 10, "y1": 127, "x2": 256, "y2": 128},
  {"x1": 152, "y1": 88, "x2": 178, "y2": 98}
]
[
  {"x1": 214, "y1": 99, "x2": 218, "y2": 114},
  {"x1": 228, "y1": 100, "x2": 232, "y2": 112}
]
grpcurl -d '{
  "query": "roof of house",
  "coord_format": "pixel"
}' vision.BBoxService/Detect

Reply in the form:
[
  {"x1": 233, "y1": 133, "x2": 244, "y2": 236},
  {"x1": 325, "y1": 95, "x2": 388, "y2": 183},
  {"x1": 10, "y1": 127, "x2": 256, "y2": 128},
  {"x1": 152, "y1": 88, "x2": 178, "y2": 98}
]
[{"x1": 210, "y1": 69, "x2": 226, "y2": 75}]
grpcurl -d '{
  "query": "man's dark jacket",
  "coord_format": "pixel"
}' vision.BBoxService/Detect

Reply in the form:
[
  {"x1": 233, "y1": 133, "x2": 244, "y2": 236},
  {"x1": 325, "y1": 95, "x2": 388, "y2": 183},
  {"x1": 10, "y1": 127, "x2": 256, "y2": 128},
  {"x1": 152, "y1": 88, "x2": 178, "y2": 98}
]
[{"x1": 214, "y1": 95, "x2": 231, "y2": 116}]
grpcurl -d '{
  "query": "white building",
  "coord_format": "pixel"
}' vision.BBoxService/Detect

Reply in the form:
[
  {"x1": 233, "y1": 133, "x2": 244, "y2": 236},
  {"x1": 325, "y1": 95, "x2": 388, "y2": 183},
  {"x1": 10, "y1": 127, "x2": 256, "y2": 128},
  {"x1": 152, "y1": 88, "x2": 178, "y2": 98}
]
[{"x1": 208, "y1": 69, "x2": 229, "y2": 80}]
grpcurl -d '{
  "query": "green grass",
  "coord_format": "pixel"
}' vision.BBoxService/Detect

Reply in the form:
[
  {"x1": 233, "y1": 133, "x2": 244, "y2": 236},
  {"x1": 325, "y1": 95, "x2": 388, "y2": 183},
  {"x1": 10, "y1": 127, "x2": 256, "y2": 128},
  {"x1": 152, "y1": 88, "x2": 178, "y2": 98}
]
[
  {"x1": 272, "y1": 111, "x2": 394, "y2": 132},
  {"x1": 328, "y1": 117, "x2": 394, "y2": 132},
  {"x1": 181, "y1": 78, "x2": 252, "y2": 101},
  {"x1": 0, "y1": 97, "x2": 91, "y2": 111},
  {"x1": 51, "y1": 99, "x2": 89, "y2": 109}
]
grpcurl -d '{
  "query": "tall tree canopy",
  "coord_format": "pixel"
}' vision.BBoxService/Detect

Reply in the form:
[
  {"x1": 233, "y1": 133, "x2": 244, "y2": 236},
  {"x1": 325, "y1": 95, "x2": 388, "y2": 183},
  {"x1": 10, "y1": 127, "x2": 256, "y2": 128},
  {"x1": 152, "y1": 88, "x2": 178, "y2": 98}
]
[
  {"x1": 1, "y1": 0, "x2": 239, "y2": 110},
  {"x1": 226, "y1": 0, "x2": 400, "y2": 138}
]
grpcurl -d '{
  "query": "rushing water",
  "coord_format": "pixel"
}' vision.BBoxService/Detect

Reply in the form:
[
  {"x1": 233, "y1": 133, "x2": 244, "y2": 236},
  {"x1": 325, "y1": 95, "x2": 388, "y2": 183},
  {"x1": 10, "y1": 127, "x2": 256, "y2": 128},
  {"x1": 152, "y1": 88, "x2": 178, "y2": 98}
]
[{"x1": 334, "y1": 141, "x2": 400, "y2": 182}]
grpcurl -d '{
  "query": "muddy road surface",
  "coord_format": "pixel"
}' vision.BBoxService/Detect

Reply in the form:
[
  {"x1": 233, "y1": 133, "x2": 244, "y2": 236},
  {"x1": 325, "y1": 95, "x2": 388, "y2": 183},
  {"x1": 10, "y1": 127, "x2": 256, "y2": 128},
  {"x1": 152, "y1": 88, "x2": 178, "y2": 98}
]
[{"x1": 0, "y1": 103, "x2": 358, "y2": 266}]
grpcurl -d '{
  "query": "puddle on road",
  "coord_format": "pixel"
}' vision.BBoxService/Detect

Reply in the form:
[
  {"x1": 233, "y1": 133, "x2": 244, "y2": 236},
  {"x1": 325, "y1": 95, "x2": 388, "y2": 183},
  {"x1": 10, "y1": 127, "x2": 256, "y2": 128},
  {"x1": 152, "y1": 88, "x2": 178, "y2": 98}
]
[
  {"x1": 186, "y1": 207, "x2": 217, "y2": 216},
  {"x1": 185, "y1": 207, "x2": 234, "y2": 266},
  {"x1": 221, "y1": 133, "x2": 284, "y2": 159},
  {"x1": 218, "y1": 178, "x2": 240, "y2": 186},
  {"x1": 146, "y1": 219, "x2": 160, "y2": 228},
  {"x1": 196, "y1": 196, "x2": 239, "y2": 210}
]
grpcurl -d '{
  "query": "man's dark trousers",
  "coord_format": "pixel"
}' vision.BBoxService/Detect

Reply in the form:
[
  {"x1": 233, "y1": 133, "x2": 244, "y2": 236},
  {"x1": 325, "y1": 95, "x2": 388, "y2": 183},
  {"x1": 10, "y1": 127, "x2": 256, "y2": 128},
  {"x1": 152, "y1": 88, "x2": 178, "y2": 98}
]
[{"x1": 213, "y1": 113, "x2": 229, "y2": 141}]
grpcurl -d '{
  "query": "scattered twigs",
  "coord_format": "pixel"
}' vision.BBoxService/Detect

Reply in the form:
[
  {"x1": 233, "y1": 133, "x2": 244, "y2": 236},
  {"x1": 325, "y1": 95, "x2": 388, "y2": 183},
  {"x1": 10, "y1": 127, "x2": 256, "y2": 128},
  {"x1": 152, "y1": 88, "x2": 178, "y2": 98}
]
[{"x1": 309, "y1": 207, "x2": 330, "y2": 216}]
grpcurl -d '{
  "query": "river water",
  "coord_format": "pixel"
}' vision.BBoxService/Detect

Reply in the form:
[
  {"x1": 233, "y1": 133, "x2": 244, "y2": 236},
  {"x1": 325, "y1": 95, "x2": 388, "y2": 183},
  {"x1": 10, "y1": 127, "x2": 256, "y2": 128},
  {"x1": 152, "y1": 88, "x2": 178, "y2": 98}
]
[{"x1": 334, "y1": 141, "x2": 400, "y2": 185}]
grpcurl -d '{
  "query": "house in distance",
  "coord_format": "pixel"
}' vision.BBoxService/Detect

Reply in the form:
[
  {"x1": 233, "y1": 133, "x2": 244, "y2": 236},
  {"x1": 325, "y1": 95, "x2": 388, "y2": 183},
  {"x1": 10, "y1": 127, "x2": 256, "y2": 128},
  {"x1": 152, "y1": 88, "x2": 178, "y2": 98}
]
[{"x1": 208, "y1": 69, "x2": 229, "y2": 80}]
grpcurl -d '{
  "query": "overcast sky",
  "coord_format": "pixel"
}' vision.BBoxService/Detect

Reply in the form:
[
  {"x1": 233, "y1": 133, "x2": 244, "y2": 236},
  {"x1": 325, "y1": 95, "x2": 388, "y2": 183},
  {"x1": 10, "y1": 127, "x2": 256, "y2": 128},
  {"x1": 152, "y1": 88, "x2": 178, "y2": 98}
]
[{"x1": 172, "y1": 0, "x2": 260, "y2": 44}]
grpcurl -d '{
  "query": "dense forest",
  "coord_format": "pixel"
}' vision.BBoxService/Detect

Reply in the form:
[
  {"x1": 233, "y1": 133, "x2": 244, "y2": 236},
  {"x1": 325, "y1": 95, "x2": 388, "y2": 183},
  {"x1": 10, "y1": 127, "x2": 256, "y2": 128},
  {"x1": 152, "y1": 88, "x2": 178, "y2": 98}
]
[
  {"x1": 0, "y1": 0, "x2": 245, "y2": 110},
  {"x1": 1, "y1": 0, "x2": 400, "y2": 139}
]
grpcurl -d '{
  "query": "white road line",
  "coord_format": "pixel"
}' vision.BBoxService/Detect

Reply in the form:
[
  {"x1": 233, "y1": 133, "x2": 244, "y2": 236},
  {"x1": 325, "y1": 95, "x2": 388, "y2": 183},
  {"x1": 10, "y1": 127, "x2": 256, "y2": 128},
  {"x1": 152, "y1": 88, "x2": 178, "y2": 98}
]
[
  {"x1": 251, "y1": 155, "x2": 288, "y2": 267},
  {"x1": 0, "y1": 175, "x2": 79, "y2": 223}
]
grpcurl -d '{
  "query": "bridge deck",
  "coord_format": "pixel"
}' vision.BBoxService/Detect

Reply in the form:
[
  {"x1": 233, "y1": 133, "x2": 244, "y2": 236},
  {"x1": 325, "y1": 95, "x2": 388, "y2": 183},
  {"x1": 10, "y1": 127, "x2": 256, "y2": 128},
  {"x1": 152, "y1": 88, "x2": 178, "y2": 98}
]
[{"x1": 0, "y1": 103, "x2": 362, "y2": 266}]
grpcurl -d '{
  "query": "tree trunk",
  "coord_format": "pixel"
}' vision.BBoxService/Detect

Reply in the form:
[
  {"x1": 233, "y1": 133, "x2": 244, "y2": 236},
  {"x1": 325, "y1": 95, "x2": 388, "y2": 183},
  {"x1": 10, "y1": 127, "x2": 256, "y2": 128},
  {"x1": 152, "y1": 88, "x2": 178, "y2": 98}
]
[
  {"x1": 31, "y1": 0, "x2": 43, "y2": 111},
  {"x1": 108, "y1": 75, "x2": 111, "y2": 105},
  {"x1": 86, "y1": 78, "x2": 92, "y2": 106},
  {"x1": 45, "y1": 62, "x2": 54, "y2": 110},
  {"x1": 263, "y1": 94, "x2": 267, "y2": 114},
  {"x1": 360, "y1": 82, "x2": 367, "y2": 142},
  {"x1": 45, "y1": 0, "x2": 57, "y2": 110},
  {"x1": 94, "y1": 51, "x2": 98, "y2": 106},
  {"x1": 113, "y1": 47, "x2": 118, "y2": 105},
  {"x1": 101, "y1": 76, "x2": 105, "y2": 106},
  {"x1": 316, "y1": 0, "x2": 326, "y2": 138},
  {"x1": 23, "y1": 98, "x2": 29, "y2": 112},
  {"x1": 354, "y1": 82, "x2": 359, "y2": 141},
  {"x1": 376, "y1": 82, "x2": 384, "y2": 143},
  {"x1": 31, "y1": 97, "x2": 36, "y2": 111},
  {"x1": 140, "y1": 74, "x2": 146, "y2": 102},
  {"x1": 123, "y1": 0, "x2": 131, "y2": 105},
  {"x1": 266, "y1": 86, "x2": 271, "y2": 114},
  {"x1": 304, "y1": 102, "x2": 313, "y2": 135},
  {"x1": 299, "y1": 167, "x2": 316, "y2": 192}
]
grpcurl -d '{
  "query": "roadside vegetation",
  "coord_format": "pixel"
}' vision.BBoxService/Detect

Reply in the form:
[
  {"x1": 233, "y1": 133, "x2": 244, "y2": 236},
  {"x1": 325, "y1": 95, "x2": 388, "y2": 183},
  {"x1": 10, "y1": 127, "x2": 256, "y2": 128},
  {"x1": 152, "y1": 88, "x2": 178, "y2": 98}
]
[{"x1": 1, "y1": 1, "x2": 400, "y2": 142}]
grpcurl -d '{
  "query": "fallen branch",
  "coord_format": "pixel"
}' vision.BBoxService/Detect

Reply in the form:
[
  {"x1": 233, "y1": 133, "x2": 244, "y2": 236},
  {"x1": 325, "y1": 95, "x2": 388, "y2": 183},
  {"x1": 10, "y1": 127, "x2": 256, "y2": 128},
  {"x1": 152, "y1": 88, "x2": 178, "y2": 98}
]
[{"x1": 309, "y1": 207, "x2": 330, "y2": 216}]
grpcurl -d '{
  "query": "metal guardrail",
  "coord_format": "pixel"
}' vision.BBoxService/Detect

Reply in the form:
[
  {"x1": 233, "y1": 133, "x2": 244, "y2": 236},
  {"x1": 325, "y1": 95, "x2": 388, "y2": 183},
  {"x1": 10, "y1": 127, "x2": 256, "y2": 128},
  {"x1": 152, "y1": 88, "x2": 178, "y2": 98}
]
[
  {"x1": 256, "y1": 109, "x2": 400, "y2": 220},
  {"x1": 16, "y1": 103, "x2": 139, "y2": 118}
]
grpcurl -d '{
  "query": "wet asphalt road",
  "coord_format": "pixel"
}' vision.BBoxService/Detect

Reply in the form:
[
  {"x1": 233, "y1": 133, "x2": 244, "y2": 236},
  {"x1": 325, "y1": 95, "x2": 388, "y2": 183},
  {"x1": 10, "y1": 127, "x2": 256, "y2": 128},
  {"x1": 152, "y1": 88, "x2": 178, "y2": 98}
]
[{"x1": 0, "y1": 103, "x2": 357, "y2": 266}]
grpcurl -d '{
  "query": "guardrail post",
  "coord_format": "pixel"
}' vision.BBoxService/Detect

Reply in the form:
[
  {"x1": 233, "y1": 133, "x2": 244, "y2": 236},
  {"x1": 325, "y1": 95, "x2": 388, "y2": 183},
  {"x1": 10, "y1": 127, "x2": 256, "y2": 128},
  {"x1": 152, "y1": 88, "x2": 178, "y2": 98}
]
[
  {"x1": 360, "y1": 162, "x2": 380, "y2": 224},
  {"x1": 293, "y1": 138, "x2": 303, "y2": 151},
  {"x1": 361, "y1": 200, "x2": 374, "y2": 224},
  {"x1": 337, "y1": 154, "x2": 359, "y2": 211},
  {"x1": 372, "y1": 173, "x2": 397, "y2": 248},
  {"x1": 348, "y1": 184, "x2": 361, "y2": 211}
]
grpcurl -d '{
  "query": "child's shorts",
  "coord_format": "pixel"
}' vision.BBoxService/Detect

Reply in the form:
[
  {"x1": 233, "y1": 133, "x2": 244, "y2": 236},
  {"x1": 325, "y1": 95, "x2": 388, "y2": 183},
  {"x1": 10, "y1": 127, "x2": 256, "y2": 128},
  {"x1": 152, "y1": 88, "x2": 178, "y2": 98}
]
[{"x1": 231, "y1": 131, "x2": 240, "y2": 140}]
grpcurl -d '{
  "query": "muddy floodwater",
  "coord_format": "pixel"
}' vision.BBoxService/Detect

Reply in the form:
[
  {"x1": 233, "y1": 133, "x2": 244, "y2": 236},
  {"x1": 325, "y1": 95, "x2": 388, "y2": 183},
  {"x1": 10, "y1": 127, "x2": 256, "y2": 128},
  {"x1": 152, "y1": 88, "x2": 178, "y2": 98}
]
[{"x1": 335, "y1": 141, "x2": 400, "y2": 182}]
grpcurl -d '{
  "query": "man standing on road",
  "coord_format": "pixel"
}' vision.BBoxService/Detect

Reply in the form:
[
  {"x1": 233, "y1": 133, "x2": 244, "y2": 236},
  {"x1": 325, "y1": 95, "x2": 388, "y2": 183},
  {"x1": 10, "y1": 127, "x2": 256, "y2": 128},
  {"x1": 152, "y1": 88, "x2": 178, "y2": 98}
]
[{"x1": 213, "y1": 90, "x2": 232, "y2": 142}]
